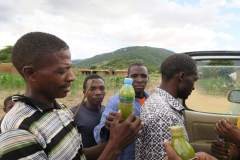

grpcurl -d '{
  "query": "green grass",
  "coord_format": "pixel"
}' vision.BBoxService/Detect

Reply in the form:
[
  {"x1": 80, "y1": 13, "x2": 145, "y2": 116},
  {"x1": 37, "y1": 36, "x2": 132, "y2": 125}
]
[
  {"x1": 0, "y1": 73, "x2": 162, "y2": 95},
  {"x1": 0, "y1": 73, "x2": 125, "y2": 95},
  {"x1": 3, "y1": 72, "x2": 234, "y2": 97},
  {"x1": 0, "y1": 73, "x2": 25, "y2": 89}
]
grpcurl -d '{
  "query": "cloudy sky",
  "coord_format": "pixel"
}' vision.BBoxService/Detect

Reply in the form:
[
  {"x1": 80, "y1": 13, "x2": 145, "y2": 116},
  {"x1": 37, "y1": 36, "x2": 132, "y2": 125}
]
[{"x1": 0, "y1": 0, "x2": 240, "y2": 60}]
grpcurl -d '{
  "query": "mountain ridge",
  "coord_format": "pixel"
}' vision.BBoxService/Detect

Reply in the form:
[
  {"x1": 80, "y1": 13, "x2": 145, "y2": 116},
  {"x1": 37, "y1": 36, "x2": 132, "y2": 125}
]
[{"x1": 73, "y1": 46, "x2": 175, "y2": 72}]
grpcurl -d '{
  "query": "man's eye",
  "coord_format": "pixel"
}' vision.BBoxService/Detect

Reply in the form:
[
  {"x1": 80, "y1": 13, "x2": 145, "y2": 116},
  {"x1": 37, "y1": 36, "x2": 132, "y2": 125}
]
[
  {"x1": 90, "y1": 87, "x2": 96, "y2": 91},
  {"x1": 100, "y1": 87, "x2": 105, "y2": 91},
  {"x1": 131, "y1": 75, "x2": 137, "y2": 78},
  {"x1": 57, "y1": 70, "x2": 65, "y2": 75}
]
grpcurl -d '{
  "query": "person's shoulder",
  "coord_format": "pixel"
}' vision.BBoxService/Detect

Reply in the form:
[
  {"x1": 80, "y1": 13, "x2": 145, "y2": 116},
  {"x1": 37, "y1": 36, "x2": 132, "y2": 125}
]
[
  {"x1": 144, "y1": 92, "x2": 166, "y2": 106},
  {"x1": 1, "y1": 102, "x2": 37, "y2": 132},
  {"x1": 141, "y1": 95, "x2": 170, "y2": 119}
]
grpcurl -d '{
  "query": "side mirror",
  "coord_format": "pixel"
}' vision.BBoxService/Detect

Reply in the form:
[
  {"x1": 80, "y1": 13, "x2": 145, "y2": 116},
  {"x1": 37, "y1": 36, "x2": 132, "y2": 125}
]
[{"x1": 228, "y1": 90, "x2": 240, "y2": 103}]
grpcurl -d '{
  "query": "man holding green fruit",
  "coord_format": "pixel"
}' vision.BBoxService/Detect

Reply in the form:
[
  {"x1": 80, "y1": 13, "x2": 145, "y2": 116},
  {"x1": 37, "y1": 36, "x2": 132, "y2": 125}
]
[
  {"x1": 164, "y1": 141, "x2": 217, "y2": 160},
  {"x1": 136, "y1": 54, "x2": 199, "y2": 160},
  {"x1": 94, "y1": 62, "x2": 149, "y2": 160}
]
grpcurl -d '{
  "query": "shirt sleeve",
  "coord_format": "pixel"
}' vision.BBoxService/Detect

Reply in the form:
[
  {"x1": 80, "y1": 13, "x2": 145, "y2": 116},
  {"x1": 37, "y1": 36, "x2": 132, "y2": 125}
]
[
  {"x1": 94, "y1": 96, "x2": 119, "y2": 143},
  {"x1": 136, "y1": 107, "x2": 185, "y2": 160},
  {"x1": 0, "y1": 129, "x2": 48, "y2": 160}
]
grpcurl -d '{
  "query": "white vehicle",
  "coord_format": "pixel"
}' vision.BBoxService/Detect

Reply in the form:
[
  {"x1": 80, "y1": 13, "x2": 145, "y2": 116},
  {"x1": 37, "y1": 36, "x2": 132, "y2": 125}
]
[{"x1": 183, "y1": 51, "x2": 240, "y2": 154}]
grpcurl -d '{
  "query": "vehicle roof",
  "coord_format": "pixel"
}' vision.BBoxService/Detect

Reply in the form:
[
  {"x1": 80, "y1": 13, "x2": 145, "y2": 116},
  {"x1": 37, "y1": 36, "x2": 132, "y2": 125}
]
[{"x1": 182, "y1": 51, "x2": 240, "y2": 60}]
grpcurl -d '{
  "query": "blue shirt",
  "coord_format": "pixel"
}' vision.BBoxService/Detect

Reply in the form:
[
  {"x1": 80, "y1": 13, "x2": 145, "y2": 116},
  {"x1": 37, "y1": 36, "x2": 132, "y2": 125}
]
[{"x1": 94, "y1": 92, "x2": 148, "y2": 160}]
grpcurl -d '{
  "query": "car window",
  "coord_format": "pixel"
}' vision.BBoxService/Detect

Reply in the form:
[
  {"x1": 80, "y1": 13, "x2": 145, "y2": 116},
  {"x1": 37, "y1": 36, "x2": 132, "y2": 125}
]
[{"x1": 186, "y1": 59, "x2": 240, "y2": 115}]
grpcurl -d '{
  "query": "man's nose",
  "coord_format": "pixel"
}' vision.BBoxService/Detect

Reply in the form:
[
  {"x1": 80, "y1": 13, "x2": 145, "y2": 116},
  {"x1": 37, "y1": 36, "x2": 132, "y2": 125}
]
[
  {"x1": 67, "y1": 70, "x2": 75, "y2": 82},
  {"x1": 96, "y1": 88, "x2": 104, "y2": 94},
  {"x1": 135, "y1": 76, "x2": 143, "y2": 82}
]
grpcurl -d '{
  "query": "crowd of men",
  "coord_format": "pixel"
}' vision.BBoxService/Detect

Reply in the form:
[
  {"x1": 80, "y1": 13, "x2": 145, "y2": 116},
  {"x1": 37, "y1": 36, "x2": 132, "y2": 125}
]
[{"x1": 0, "y1": 31, "x2": 240, "y2": 160}]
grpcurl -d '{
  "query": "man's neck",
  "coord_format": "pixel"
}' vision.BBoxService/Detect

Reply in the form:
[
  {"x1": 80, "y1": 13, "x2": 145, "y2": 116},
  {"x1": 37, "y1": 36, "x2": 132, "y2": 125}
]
[
  {"x1": 25, "y1": 89, "x2": 55, "y2": 107},
  {"x1": 159, "y1": 81, "x2": 177, "y2": 98},
  {"x1": 85, "y1": 101, "x2": 101, "y2": 111},
  {"x1": 135, "y1": 91, "x2": 145, "y2": 98}
]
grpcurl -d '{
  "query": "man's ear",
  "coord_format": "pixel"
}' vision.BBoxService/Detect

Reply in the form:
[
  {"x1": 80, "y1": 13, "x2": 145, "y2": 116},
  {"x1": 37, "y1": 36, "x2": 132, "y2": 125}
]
[
  {"x1": 178, "y1": 72, "x2": 185, "y2": 82},
  {"x1": 22, "y1": 66, "x2": 36, "y2": 82}
]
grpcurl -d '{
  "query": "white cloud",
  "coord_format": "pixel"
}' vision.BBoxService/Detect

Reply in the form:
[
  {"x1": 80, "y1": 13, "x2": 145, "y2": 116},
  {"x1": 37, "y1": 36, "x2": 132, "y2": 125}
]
[{"x1": 0, "y1": 0, "x2": 240, "y2": 59}]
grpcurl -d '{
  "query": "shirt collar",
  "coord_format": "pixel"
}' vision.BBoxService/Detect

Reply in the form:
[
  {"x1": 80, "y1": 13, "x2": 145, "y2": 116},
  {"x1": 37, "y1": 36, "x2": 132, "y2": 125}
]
[
  {"x1": 12, "y1": 95, "x2": 61, "y2": 112},
  {"x1": 155, "y1": 88, "x2": 185, "y2": 112}
]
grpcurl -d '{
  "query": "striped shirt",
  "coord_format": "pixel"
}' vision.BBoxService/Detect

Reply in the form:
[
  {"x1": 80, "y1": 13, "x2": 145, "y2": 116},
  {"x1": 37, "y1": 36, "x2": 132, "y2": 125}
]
[
  {"x1": 0, "y1": 129, "x2": 48, "y2": 160},
  {"x1": 0, "y1": 95, "x2": 86, "y2": 160}
]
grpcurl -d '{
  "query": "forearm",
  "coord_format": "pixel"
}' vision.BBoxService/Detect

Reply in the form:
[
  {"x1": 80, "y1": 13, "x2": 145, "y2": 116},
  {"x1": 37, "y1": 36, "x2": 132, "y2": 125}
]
[
  {"x1": 82, "y1": 143, "x2": 106, "y2": 160},
  {"x1": 97, "y1": 141, "x2": 121, "y2": 160},
  {"x1": 83, "y1": 141, "x2": 121, "y2": 160}
]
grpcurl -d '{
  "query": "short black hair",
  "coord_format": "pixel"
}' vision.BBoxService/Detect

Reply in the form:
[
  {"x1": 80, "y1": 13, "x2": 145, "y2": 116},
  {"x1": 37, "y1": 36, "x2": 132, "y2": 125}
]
[
  {"x1": 127, "y1": 63, "x2": 147, "y2": 75},
  {"x1": 83, "y1": 74, "x2": 104, "y2": 91},
  {"x1": 3, "y1": 96, "x2": 13, "y2": 112},
  {"x1": 160, "y1": 54, "x2": 197, "y2": 80},
  {"x1": 12, "y1": 32, "x2": 69, "y2": 75}
]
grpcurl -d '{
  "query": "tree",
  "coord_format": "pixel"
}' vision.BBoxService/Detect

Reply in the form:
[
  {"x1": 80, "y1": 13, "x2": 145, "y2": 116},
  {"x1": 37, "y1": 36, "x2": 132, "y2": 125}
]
[
  {"x1": 0, "y1": 46, "x2": 12, "y2": 63},
  {"x1": 90, "y1": 65, "x2": 97, "y2": 69}
]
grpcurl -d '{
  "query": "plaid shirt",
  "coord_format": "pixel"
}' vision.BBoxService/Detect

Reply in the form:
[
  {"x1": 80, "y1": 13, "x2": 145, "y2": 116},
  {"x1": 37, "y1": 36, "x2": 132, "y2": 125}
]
[
  {"x1": 136, "y1": 88, "x2": 187, "y2": 160},
  {"x1": 0, "y1": 95, "x2": 86, "y2": 160}
]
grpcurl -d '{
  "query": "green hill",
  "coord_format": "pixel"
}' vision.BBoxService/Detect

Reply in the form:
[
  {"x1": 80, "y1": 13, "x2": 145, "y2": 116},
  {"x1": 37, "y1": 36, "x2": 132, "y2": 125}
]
[
  {"x1": 0, "y1": 45, "x2": 174, "y2": 73},
  {"x1": 73, "y1": 46, "x2": 175, "y2": 73}
]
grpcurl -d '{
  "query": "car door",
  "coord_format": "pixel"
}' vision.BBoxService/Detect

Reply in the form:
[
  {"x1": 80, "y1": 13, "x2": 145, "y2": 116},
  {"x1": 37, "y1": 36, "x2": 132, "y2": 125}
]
[{"x1": 183, "y1": 51, "x2": 240, "y2": 154}]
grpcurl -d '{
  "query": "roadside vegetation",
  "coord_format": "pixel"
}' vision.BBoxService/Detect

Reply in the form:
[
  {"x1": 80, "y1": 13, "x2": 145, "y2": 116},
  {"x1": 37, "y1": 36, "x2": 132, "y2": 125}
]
[{"x1": 0, "y1": 72, "x2": 160, "y2": 115}]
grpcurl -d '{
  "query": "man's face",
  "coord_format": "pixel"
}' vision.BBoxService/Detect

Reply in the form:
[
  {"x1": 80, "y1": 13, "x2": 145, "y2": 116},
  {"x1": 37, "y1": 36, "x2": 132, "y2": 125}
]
[
  {"x1": 31, "y1": 49, "x2": 75, "y2": 100},
  {"x1": 128, "y1": 65, "x2": 148, "y2": 94},
  {"x1": 84, "y1": 78, "x2": 105, "y2": 107},
  {"x1": 177, "y1": 72, "x2": 198, "y2": 99}
]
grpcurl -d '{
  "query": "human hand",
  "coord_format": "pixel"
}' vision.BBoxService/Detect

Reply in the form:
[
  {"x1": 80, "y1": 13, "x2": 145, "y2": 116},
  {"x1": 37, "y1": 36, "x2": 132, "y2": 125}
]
[
  {"x1": 105, "y1": 112, "x2": 120, "y2": 130},
  {"x1": 211, "y1": 140, "x2": 229, "y2": 160},
  {"x1": 211, "y1": 140, "x2": 240, "y2": 160},
  {"x1": 215, "y1": 119, "x2": 240, "y2": 144},
  {"x1": 228, "y1": 143, "x2": 240, "y2": 160},
  {"x1": 163, "y1": 140, "x2": 181, "y2": 160},
  {"x1": 108, "y1": 113, "x2": 142, "y2": 150},
  {"x1": 195, "y1": 152, "x2": 217, "y2": 160},
  {"x1": 164, "y1": 140, "x2": 217, "y2": 160}
]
